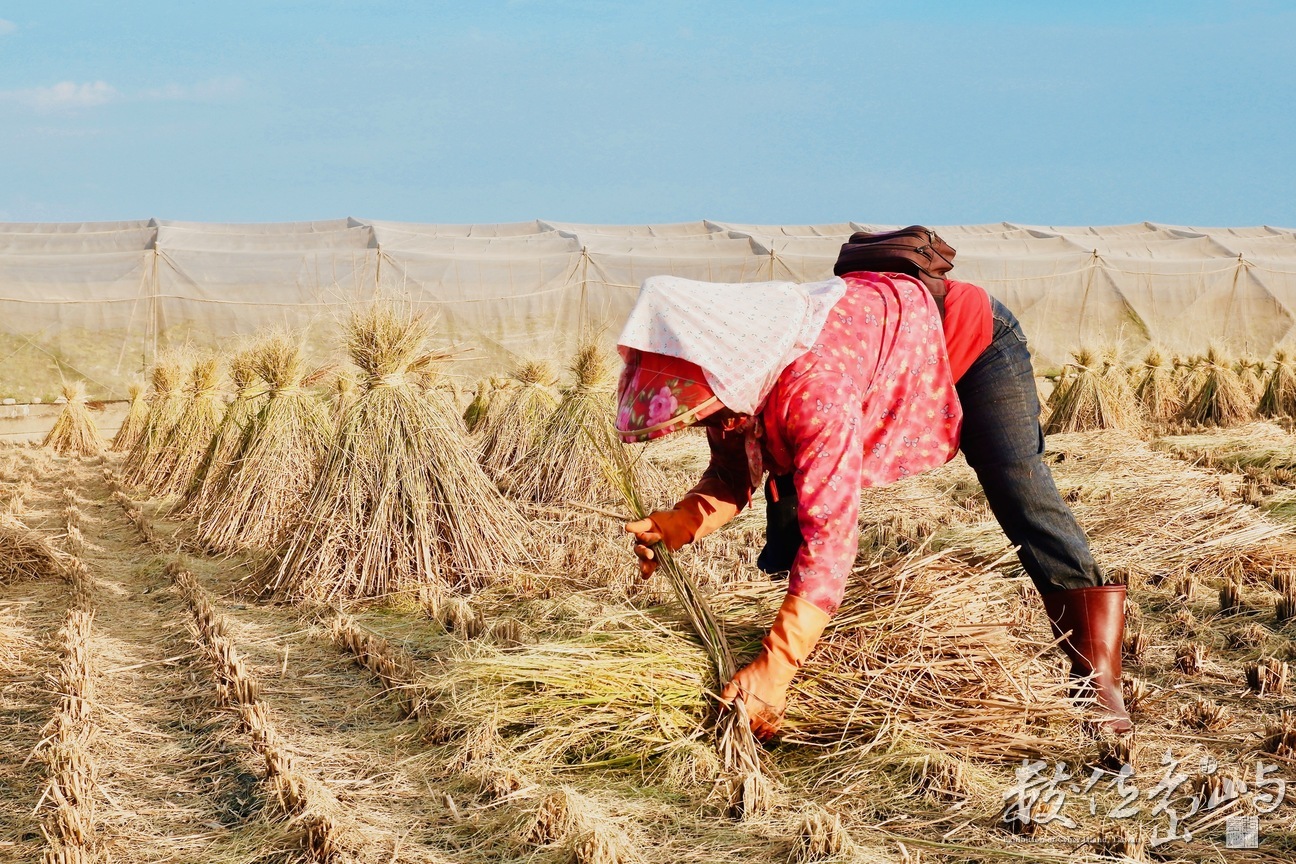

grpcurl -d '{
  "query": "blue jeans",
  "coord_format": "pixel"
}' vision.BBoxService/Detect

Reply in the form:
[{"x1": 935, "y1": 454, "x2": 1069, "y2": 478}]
[
  {"x1": 757, "y1": 297, "x2": 1105, "y2": 593},
  {"x1": 955, "y1": 298, "x2": 1104, "y2": 593}
]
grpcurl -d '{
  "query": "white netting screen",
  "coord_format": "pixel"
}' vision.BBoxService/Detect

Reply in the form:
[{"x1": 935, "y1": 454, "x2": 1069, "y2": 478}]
[{"x1": 0, "y1": 218, "x2": 1293, "y2": 398}]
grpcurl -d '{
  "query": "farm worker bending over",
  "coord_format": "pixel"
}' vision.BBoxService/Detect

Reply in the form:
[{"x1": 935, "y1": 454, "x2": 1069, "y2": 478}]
[{"x1": 616, "y1": 227, "x2": 1133, "y2": 742}]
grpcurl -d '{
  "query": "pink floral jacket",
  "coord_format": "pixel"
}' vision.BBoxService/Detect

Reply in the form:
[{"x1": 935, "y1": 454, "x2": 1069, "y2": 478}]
[{"x1": 687, "y1": 272, "x2": 963, "y2": 616}]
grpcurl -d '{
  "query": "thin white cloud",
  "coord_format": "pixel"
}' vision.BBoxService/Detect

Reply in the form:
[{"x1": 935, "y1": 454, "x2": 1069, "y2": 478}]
[
  {"x1": 0, "y1": 80, "x2": 119, "y2": 111},
  {"x1": 0, "y1": 76, "x2": 244, "y2": 113},
  {"x1": 139, "y1": 76, "x2": 245, "y2": 102},
  {"x1": 0, "y1": 19, "x2": 16, "y2": 36}
]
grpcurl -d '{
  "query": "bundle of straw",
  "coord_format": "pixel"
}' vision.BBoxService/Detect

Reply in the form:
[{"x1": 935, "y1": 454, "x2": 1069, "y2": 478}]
[
  {"x1": 123, "y1": 359, "x2": 187, "y2": 486},
  {"x1": 516, "y1": 342, "x2": 668, "y2": 505},
  {"x1": 1259, "y1": 349, "x2": 1296, "y2": 418},
  {"x1": 42, "y1": 381, "x2": 103, "y2": 457},
  {"x1": 331, "y1": 371, "x2": 357, "y2": 426},
  {"x1": 1180, "y1": 346, "x2": 1254, "y2": 427},
  {"x1": 1043, "y1": 348, "x2": 1140, "y2": 434},
  {"x1": 109, "y1": 383, "x2": 148, "y2": 453},
  {"x1": 419, "y1": 549, "x2": 1080, "y2": 781},
  {"x1": 1133, "y1": 346, "x2": 1181, "y2": 423},
  {"x1": 1100, "y1": 347, "x2": 1135, "y2": 403},
  {"x1": 195, "y1": 333, "x2": 331, "y2": 553},
  {"x1": 147, "y1": 357, "x2": 226, "y2": 498},
  {"x1": 263, "y1": 305, "x2": 527, "y2": 600},
  {"x1": 1044, "y1": 367, "x2": 1073, "y2": 416},
  {"x1": 175, "y1": 348, "x2": 266, "y2": 517},
  {"x1": 1175, "y1": 353, "x2": 1207, "y2": 403},
  {"x1": 479, "y1": 359, "x2": 559, "y2": 482},
  {"x1": 595, "y1": 430, "x2": 768, "y2": 817},
  {"x1": 1237, "y1": 357, "x2": 1265, "y2": 404},
  {"x1": 462, "y1": 378, "x2": 495, "y2": 433}
]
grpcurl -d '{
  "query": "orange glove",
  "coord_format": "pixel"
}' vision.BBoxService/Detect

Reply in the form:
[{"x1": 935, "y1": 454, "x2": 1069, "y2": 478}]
[
  {"x1": 625, "y1": 491, "x2": 739, "y2": 578},
  {"x1": 720, "y1": 593, "x2": 830, "y2": 742}
]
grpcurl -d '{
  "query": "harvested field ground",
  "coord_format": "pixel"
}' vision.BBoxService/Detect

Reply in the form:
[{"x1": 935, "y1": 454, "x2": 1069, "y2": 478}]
[{"x1": 3, "y1": 427, "x2": 1296, "y2": 863}]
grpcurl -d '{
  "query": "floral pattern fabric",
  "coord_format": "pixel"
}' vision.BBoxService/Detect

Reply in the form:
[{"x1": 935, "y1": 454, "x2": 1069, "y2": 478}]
[
  {"x1": 615, "y1": 350, "x2": 722, "y2": 443},
  {"x1": 696, "y1": 271, "x2": 964, "y2": 616}
]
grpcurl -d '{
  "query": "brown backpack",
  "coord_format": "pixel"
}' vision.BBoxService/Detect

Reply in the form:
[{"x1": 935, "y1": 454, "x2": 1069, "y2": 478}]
[{"x1": 833, "y1": 225, "x2": 957, "y2": 316}]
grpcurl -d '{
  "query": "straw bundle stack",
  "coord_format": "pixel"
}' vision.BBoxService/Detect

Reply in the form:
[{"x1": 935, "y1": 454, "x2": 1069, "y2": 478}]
[
  {"x1": 514, "y1": 343, "x2": 618, "y2": 503},
  {"x1": 146, "y1": 357, "x2": 226, "y2": 498},
  {"x1": 1180, "y1": 346, "x2": 1254, "y2": 427},
  {"x1": 516, "y1": 342, "x2": 668, "y2": 506},
  {"x1": 263, "y1": 305, "x2": 527, "y2": 601},
  {"x1": 463, "y1": 378, "x2": 496, "y2": 433},
  {"x1": 1044, "y1": 367, "x2": 1073, "y2": 416},
  {"x1": 108, "y1": 383, "x2": 148, "y2": 453},
  {"x1": 176, "y1": 349, "x2": 265, "y2": 517},
  {"x1": 1174, "y1": 354, "x2": 1206, "y2": 402},
  {"x1": 123, "y1": 359, "x2": 186, "y2": 485},
  {"x1": 1238, "y1": 358, "x2": 1266, "y2": 403},
  {"x1": 42, "y1": 381, "x2": 103, "y2": 457},
  {"x1": 1133, "y1": 346, "x2": 1181, "y2": 423},
  {"x1": 1259, "y1": 349, "x2": 1296, "y2": 418},
  {"x1": 331, "y1": 371, "x2": 357, "y2": 425},
  {"x1": 479, "y1": 359, "x2": 559, "y2": 482},
  {"x1": 195, "y1": 333, "x2": 331, "y2": 553},
  {"x1": 1100, "y1": 347, "x2": 1135, "y2": 402},
  {"x1": 1043, "y1": 348, "x2": 1140, "y2": 434}
]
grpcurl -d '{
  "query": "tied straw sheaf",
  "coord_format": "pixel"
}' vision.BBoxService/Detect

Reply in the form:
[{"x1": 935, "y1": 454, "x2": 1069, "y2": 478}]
[
  {"x1": 263, "y1": 305, "x2": 526, "y2": 601},
  {"x1": 589, "y1": 424, "x2": 769, "y2": 818},
  {"x1": 42, "y1": 381, "x2": 104, "y2": 457}
]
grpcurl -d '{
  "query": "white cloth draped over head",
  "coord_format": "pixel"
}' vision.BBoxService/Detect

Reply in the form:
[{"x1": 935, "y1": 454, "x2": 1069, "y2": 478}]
[{"x1": 616, "y1": 274, "x2": 848, "y2": 415}]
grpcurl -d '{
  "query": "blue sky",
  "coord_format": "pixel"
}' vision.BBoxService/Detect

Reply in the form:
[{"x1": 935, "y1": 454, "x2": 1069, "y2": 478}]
[{"x1": 0, "y1": 1, "x2": 1292, "y2": 226}]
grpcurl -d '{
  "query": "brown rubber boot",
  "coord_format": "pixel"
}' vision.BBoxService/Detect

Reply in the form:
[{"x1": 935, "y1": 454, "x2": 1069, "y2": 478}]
[{"x1": 1040, "y1": 584, "x2": 1134, "y2": 734}]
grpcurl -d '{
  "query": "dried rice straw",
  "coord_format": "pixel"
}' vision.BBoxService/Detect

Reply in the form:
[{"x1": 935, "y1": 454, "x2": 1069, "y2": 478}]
[
  {"x1": 1133, "y1": 346, "x2": 1181, "y2": 423},
  {"x1": 0, "y1": 516, "x2": 67, "y2": 583},
  {"x1": 42, "y1": 381, "x2": 103, "y2": 457},
  {"x1": 1259, "y1": 348, "x2": 1296, "y2": 418},
  {"x1": 480, "y1": 359, "x2": 560, "y2": 482},
  {"x1": 419, "y1": 549, "x2": 1079, "y2": 784},
  {"x1": 462, "y1": 378, "x2": 496, "y2": 433},
  {"x1": 1180, "y1": 346, "x2": 1254, "y2": 427},
  {"x1": 175, "y1": 347, "x2": 266, "y2": 517},
  {"x1": 1238, "y1": 357, "x2": 1265, "y2": 403},
  {"x1": 517, "y1": 341, "x2": 668, "y2": 505},
  {"x1": 122, "y1": 359, "x2": 187, "y2": 485},
  {"x1": 147, "y1": 357, "x2": 226, "y2": 498},
  {"x1": 263, "y1": 304, "x2": 527, "y2": 600},
  {"x1": 1043, "y1": 348, "x2": 1140, "y2": 434},
  {"x1": 108, "y1": 382, "x2": 148, "y2": 453},
  {"x1": 195, "y1": 332, "x2": 332, "y2": 553}
]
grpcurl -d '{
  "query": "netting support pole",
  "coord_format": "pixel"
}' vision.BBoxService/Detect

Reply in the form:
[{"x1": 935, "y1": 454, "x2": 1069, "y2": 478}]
[
  {"x1": 578, "y1": 246, "x2": 590, "y2": 343},
  {"x1": 149, "y1": 247, "x2": 159, "y2": 366}
]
